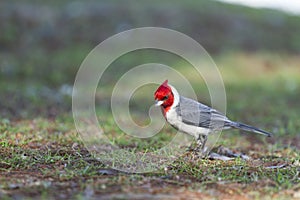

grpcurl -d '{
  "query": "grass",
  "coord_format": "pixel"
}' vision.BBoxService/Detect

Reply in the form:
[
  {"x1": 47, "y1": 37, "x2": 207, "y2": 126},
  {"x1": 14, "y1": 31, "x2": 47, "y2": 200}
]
[{"x1": 0, "y1": 53, "x2": 299, "y2": 199}]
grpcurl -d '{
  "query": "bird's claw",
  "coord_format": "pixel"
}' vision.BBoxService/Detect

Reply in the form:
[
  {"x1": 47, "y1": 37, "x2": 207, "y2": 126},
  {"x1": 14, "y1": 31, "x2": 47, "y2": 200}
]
[{"x1": 185, "y1": 145, "x2": 209, "y2": 159}]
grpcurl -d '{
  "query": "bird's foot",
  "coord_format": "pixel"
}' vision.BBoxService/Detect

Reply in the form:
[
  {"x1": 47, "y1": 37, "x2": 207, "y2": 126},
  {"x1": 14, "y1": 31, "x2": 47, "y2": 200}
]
[
  {"x1": 184, "y1": 146, "x2": 209, "y2": 159},
  {"x1": 186, "y1": 135, "x2": 208, "y2": 157}
]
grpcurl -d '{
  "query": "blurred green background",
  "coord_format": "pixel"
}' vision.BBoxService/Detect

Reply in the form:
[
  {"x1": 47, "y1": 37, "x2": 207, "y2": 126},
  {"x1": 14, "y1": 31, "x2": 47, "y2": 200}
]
[{"x1": 0, "y1": 0, "x2": 300, "y2": 119}]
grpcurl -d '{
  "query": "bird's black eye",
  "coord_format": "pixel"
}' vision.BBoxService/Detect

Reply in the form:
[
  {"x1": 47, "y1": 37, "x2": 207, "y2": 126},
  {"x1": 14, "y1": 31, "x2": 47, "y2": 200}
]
[{"x1": 163, "y1": 95, "x2": 169, "y2": 100}]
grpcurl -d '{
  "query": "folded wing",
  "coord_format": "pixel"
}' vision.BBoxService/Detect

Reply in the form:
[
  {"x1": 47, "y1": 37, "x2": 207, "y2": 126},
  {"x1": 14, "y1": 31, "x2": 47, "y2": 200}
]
[{"x1": 176, "y1": 96, "x2": 232, "y2": 131}]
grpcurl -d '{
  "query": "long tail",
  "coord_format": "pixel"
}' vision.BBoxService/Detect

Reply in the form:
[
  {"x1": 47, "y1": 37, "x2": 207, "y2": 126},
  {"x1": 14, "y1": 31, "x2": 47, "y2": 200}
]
[{"x1": 230, "y1": 121, "x2": 272, "y2": 137}]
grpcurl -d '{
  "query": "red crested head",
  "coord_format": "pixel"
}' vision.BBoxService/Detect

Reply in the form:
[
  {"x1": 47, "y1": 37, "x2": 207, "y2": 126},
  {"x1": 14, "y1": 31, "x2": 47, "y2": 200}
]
[{"x1": 154, "y1": 80, "x2": 174, "y2": 111}]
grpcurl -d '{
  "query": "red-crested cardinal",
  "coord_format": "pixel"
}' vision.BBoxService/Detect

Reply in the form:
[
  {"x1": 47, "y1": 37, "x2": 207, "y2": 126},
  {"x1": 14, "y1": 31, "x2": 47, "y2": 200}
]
[{"x1": 154, "y1": 80, "x2": 272, "y2": 152}]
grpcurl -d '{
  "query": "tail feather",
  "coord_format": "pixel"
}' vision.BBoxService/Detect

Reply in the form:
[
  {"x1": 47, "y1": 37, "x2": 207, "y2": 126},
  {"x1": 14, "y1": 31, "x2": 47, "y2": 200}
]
[{"x1": 230, "y1": 122, "x2": 272, "y2": 137}]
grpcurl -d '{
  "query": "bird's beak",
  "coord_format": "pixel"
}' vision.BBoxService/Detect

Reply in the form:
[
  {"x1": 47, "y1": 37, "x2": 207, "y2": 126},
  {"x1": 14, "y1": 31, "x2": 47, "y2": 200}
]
[{"x1": 155, "y1": 100, "x2": 164, "y2": 106}]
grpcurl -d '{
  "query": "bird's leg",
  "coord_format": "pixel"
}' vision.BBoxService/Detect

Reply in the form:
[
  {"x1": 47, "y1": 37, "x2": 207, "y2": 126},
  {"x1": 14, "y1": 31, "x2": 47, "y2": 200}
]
[
  {"x1": 186, "y1": 141, "x2": 196, "y2": 152},
  {"x1": 194, "y1": 135, "x2": 208, "y2": 156}
]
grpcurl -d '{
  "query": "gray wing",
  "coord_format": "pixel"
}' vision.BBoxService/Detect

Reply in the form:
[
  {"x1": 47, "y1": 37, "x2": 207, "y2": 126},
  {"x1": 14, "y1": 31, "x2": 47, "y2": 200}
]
[{"x1": 176, "y1": 96, "x2": 232, "y2": 130}]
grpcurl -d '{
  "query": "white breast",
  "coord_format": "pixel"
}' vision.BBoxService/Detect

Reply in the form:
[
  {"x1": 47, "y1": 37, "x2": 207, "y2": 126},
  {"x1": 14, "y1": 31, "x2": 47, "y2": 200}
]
[{"x1": 165, "y1": 107, "x2": 210, "y2": 139}]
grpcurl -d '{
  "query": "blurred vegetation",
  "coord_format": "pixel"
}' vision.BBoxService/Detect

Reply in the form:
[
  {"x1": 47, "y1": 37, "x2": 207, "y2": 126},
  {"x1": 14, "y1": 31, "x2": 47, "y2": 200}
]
[{"x1": 0, "y1": 0, "x2": 299, "y2": 119}]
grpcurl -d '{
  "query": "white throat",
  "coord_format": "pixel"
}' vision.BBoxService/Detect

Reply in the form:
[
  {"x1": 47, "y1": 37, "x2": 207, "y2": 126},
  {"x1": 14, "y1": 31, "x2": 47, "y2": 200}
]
[{"x1": 168, "y1": 84, "x2": 180, "y2": 109}]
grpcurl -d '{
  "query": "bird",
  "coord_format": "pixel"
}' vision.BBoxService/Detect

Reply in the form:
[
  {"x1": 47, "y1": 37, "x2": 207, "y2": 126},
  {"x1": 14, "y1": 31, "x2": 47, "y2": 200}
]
[{"x1": 154, "y1": 80, "x2": 272, "y2": 154}]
